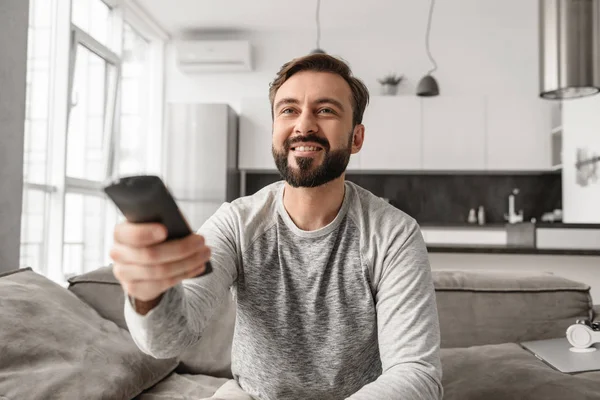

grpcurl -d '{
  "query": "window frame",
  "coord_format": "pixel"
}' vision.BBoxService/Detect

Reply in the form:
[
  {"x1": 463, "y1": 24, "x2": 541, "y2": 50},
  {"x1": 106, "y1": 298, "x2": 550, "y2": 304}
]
[
  {"x1": 21, "y1": 0, "x2": 168, "y2": 283},
  {"x1": 66, "y1": 23, "x2": 121, "y2": 185}
]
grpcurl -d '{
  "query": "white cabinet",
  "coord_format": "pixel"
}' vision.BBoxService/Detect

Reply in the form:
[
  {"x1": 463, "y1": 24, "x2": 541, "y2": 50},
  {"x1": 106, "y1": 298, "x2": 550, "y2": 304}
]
[
  {"x1": 421, "y1": 96, "x2": 486, "y2": 170},
  {"x1": 238, "y1": 95, "x2": 555, "y2": 173},
  {"x1": 359, "y1": 96, "x2": 421, "y2": 170},
  {"x1": 238, "y1": 97, "x2": 276, "y2": 171},
  {"x1": 485, "y1": 96, "x2": 552, "y2": 170},
  {"x1": 550, "y1": 102, "x2": 563, "y2": 169},
  {"x1": 562, "y1": 95, "x2": 600, "y2": 223}
]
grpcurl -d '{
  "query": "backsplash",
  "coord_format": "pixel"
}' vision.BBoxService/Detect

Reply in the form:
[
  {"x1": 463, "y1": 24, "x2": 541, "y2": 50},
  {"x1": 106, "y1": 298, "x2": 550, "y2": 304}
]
[{"x1": 244, "y1": 172, "x2": 562, "y2": 224}]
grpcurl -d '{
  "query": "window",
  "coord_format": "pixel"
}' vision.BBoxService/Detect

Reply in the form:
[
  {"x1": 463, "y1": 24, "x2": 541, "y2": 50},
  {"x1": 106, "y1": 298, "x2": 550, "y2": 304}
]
[
  {"x1": 119, "y1": 23, "x2": 151, "y2": 175},
  {"x1": 62, "y1": 1, "x2": 121, "y2": 277},
  {"x1": 21, "y1": 0, "x2": 55, "y2": 275},
  {"x1": 20, "y1": 0, "x2": 166, "y2": 283},
  {"x1": 67, "y1": 40, "x2": 119, "y2": 181},
  {"x1": 63, "y1": 193, "x2": 112, "y2": 277},
  {"x1": 71, "y1": 0, "x2": 114, "y2": 49}
]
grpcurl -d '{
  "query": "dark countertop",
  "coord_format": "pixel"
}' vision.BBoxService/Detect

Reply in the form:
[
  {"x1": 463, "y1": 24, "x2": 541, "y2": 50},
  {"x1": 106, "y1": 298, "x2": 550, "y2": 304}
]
[
  {"x1": 427, "y1": 244, "x2": 600, "y2": 256},
  {"x1": 419, "y1": 222, "x2": 600, "y2": 229},
  {"x1": 535, "y1": 222, "x2": 600, "y2": 229}
]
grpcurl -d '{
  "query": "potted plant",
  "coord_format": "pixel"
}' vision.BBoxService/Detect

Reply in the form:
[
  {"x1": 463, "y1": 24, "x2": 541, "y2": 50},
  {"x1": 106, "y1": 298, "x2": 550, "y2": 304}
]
[{"x1": 377, "y1": 73, "x2": 404, "y2": 95}]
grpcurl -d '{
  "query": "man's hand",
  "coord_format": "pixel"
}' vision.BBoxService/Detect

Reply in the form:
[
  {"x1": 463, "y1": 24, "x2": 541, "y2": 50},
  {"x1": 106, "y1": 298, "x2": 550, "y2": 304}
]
[{"x1": 110, "y1": 222, "x2": 211, "y2": 310}]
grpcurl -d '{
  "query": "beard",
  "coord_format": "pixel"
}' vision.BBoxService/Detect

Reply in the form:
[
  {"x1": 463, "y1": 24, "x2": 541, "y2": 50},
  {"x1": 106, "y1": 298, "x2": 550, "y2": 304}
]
[{"x1": 272, "y1": 131, "x2": 354, "y2": 188}]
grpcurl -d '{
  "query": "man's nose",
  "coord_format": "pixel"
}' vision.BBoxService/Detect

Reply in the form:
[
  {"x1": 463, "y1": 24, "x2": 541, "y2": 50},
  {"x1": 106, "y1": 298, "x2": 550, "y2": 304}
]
[{"x1": 294, "y1": 110, "x2": 318, "y2": 135}]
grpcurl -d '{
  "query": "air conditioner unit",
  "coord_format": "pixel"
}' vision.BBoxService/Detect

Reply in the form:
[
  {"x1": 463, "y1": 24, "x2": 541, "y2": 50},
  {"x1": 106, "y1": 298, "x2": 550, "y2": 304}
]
[{"x1": 174, "y1": 40, "x2": 252, "y2": 73}]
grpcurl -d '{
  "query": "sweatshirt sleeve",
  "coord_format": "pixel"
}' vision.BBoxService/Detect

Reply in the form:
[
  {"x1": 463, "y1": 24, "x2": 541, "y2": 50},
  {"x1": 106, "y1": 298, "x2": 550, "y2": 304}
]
[
  {"x1": 346, "y1": 222, "x2": 443, "y2": 400},
  {"x1": 124, "y1": 202, "x2": 239, "y2": 359}
]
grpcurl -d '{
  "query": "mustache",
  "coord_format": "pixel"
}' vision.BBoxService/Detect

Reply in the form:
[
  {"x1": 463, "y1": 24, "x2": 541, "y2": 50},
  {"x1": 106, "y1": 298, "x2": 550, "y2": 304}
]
[{"x1": 284, "y1": 134, "x2": 330, "y2": 152}]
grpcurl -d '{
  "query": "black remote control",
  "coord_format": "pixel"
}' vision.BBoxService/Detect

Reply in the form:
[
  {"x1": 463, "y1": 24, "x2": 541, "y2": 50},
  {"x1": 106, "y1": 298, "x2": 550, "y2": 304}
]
[{"x1": 104, "y1": 175, "x2": 212, "y2": 276}]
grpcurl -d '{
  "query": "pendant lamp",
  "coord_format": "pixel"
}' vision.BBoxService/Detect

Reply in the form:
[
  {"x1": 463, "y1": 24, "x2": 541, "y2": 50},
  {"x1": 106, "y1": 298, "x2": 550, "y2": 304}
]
[
  {"x1": 310, "y1": 0, "x2": 326, "y2": 54},
  {"x1": 417, "y1": 0, "x2": 440, "y2": 97}
]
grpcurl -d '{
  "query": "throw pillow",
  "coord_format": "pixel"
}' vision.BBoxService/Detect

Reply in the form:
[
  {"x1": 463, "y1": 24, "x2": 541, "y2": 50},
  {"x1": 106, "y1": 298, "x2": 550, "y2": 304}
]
[
  {"x1": 0, "y1": 268, "x2": 178, "y2": 400},
  {"x1": 68, "y1": 265, "x2": 236, "y2": 379}
]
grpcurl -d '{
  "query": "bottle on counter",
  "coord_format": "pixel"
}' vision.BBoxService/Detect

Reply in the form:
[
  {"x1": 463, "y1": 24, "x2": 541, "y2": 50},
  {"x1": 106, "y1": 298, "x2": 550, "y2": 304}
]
[
  {"x1": 468, "y1": 208, "x2": 477, "y2": 224},
  {"x1": 477, "y1": 205, "x2": 486, "y2": 225}
]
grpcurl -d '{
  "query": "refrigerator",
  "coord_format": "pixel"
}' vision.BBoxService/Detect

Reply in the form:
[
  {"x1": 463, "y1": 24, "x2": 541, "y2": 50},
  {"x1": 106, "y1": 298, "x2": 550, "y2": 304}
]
[{"x1": 163, "y1": 103, "x2": 239, "y2": 231}]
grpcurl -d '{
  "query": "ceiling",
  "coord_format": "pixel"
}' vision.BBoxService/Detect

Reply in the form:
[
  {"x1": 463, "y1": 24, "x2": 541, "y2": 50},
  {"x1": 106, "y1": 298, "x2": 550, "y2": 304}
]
[{"x1": 136, "y1": 0, "x2": 429, "y2": 36}]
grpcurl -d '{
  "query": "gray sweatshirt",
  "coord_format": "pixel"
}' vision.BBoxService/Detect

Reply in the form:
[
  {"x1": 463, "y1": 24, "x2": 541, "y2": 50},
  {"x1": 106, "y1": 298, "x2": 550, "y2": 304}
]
[{"x1": 124, "y1": 180, "x2": 443, "y2": 400}]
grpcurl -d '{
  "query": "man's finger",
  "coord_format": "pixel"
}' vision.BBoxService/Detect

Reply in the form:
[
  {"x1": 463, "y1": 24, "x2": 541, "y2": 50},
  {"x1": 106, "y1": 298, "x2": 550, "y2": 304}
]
[
  {"x1": 113, "y1": 248, "x2": 211, "y2": 281},
  {"x1": 110, "y1": 234, "x2": 207, "y2": 265},
  {"x1": 124, "y1": 264, "x2": 207, "y2": 300},
  {"x1": 113, "y1": 221, "x2": 167, "y2": 247}
]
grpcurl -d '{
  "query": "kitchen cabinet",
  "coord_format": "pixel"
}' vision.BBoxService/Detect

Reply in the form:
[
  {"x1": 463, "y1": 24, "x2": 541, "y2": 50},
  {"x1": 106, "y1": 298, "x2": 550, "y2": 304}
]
[
  {"x1": 239, "y1": 94, "x2": 555, "y2": 173},
  {"x1": 238, "y1": 97, "x2": 276, "y2": 171},
  {"x1": 421, "y1": 96, "x2": 486, "y2": 170},
  {"x1": 485, "y1": 96, "x2": 553, "y2": 171},
  {"x1": 359, "y1": 96, "x2": 421, "y2": 170}
]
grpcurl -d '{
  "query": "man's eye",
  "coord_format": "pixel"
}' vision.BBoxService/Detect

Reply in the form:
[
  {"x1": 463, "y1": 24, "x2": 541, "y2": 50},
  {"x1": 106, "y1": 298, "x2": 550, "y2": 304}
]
[
  {"x1": 318, "y1": 108, "x2": 334, "y2": 114},
  {"x1": 282, "y1": 108, "x2": 294, "y2": 114}
]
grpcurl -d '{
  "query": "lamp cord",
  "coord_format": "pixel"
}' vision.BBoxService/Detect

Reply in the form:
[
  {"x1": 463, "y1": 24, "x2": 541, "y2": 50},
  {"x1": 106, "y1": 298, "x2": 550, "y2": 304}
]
[
  {"x1": 425, "y1": 0, "x2": 438, "y2": 75},
  {"x1": 316, "y1": 0, "x2": 321, "y2": 49}
]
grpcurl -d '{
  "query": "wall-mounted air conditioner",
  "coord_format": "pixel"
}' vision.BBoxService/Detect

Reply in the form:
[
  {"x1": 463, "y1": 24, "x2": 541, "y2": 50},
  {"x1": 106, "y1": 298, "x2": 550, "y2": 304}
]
[{"x1": 174, "y1": 40, "x2": 252, "y2": 73}]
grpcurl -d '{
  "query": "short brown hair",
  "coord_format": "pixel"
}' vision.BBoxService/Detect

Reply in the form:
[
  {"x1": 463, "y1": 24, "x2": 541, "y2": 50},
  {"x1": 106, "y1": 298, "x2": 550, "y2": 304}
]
[{"x1": 268, "y1": 53, "x2": 370, "y2": 126}]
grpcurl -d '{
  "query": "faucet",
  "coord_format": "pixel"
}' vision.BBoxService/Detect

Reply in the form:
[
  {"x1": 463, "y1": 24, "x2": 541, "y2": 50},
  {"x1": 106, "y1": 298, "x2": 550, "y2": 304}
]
[{"x1": 505, "y1": 188, "x2": 524, "y2": 224}]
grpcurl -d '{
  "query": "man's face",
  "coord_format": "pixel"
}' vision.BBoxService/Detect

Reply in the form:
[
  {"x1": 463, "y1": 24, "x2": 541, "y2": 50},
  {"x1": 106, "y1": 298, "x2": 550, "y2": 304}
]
[{"x1": 271, "y1": 71, "x2": 364, "y2": 188}]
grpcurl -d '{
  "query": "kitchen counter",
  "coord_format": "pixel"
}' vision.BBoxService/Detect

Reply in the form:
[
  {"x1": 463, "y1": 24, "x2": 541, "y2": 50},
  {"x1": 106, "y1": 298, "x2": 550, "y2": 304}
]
[
  {"x1": 419, "y1": 222, "x2": 506, "y2": 228},
  {"x1": 427, "y1": 244, "x2": 600, "y2": 256},
  {"x1": 420, "y1": 222, "x2": 600, "y2": 256}
]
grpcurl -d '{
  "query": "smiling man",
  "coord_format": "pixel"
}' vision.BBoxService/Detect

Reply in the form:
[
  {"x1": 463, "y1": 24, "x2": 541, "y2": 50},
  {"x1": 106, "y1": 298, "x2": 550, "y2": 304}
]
[{"x1": 113, "y1": 53, "x2": 443, "y2": 400}]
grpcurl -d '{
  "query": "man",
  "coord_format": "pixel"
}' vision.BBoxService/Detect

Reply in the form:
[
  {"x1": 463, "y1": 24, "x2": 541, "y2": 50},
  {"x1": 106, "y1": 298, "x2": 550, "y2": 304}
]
[{"x1": 111, "y1": 53, "x2": 443, "y2": 400}]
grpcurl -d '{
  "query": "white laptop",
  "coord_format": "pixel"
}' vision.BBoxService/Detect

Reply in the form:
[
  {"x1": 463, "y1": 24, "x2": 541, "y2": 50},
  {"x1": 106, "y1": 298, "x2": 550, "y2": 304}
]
[{"x1": 520, "y1": 338, "x2": 600, "y2": 374}]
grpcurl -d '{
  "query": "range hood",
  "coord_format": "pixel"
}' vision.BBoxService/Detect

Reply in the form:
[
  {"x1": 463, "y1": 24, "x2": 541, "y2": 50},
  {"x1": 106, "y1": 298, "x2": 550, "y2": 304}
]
[{"x1": 539, "y1": 0, "x2": 600, "y2": 100}]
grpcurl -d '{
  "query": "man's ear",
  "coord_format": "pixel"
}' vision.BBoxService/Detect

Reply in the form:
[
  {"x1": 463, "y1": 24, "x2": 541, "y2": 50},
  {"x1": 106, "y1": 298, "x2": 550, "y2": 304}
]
[{"x1": 351, "y1": 124, "x2": 365, "y2": 154}]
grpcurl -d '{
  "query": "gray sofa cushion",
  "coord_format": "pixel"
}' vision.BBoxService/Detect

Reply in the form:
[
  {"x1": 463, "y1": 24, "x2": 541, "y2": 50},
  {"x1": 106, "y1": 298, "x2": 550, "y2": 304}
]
[
  {"x1": 134, "y1": 373, "x2": 229, "y2": 400},
  {"x1": 433, "y1": 270, "x2": 593, "y2": 348},
  {"x1": 68, "y1": 265, "x2": 236, "y2": 379},
  {"x1": 441, "y1": 342, "x2": 600, "y2": 400},
  {"x1": 0, "y1": 268, "x2": 178, "y2": 400}
]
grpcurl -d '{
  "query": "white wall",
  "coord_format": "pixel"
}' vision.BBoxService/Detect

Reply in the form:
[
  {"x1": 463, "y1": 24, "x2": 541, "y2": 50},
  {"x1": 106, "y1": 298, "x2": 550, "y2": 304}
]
[
  {"x1": 165, "y1": 0, "x2": 540, "y2": 109},
  {"x1": 562, "y1": 95, "x2": 600, "y2": 223},
  {"x1": 0, "y1": 0, "x2": 29, "y2": 273},
  {"x1": 163, "y1": 0, "x2": 600, "y2": 294}
]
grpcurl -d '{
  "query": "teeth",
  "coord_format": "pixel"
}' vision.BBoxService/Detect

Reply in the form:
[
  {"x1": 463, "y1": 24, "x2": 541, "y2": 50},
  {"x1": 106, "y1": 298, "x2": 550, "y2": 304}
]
[{"x1": 295, "y1": 146, "x2": 319, "y2": 152}]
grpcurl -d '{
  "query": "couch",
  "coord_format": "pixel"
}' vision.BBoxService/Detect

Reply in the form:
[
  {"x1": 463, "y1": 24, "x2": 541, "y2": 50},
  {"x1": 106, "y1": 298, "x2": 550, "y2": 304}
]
[{"x1": 1, "y1": 265, "x2": 600, "y2": 400}]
